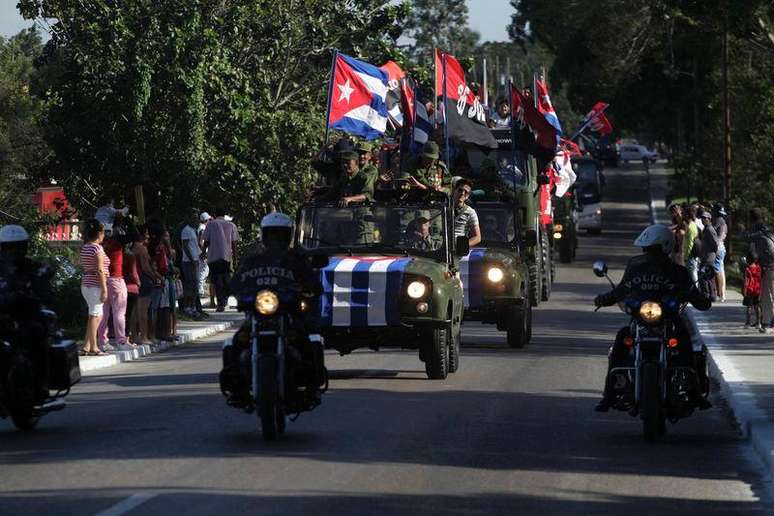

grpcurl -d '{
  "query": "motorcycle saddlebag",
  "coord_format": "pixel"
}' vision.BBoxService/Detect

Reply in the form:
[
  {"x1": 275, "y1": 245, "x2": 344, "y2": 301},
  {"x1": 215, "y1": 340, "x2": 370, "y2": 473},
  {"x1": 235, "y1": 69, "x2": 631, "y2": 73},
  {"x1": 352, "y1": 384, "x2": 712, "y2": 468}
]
[{"x1": 49, "y1": 340, "x2": 81, "y2": 390}]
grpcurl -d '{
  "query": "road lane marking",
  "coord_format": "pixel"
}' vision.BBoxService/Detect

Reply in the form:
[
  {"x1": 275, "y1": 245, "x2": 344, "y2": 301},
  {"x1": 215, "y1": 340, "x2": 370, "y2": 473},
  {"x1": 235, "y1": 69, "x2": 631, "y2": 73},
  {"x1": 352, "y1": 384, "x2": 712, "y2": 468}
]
[{"x1": 95, "y1": 492, "x2": 157, "y2": 516}]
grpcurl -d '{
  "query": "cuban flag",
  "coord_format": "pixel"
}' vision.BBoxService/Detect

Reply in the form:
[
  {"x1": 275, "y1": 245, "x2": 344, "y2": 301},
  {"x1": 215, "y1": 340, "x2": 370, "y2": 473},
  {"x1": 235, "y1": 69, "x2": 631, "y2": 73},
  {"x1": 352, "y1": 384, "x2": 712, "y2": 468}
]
[
  {"x1": 535, "y1": 78, "x2": 562, "y2": 144},
  {"x1": 320, "y1": 256, "x2": 412, "y2": 327},
  {"x1": 459, "y1": 248, "x2": 487, "y2": 308},
  {"x1": 553, "y1": 149, "x2": 577, "y2": 198},
  {"x1": 411, "y1": 87, "x2": 433, "y2": 154},
  {"x1": 327, "y1": 52, "x2": 390, "y2": 140}
]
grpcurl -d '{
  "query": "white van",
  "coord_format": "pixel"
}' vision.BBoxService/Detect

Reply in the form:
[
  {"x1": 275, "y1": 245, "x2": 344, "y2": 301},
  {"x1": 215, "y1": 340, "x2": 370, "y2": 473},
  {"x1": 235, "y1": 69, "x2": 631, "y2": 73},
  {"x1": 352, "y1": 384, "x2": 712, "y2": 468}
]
[{"x1": 619, "y1": 144, "x2": 658, "y2": 164}]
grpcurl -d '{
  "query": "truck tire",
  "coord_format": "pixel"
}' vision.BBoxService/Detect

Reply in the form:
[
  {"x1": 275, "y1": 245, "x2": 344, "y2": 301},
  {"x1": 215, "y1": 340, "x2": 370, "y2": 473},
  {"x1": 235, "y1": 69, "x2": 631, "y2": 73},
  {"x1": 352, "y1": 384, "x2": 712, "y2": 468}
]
[
  {"x1": 540, "y1": 231, "x2": 552, "y2": 301},
  {"x1": 424, "y1": 328, "x2": 449, "y2": 380},
  {"x1": 528, "y1": 260, "x2": 541, "y2": 307},
  {"x1": 448, "y1": 325, "x2": 461, "y2": 373},
  {"x1": 507, "y1": 302, "x2": 530, "y2": 348}
]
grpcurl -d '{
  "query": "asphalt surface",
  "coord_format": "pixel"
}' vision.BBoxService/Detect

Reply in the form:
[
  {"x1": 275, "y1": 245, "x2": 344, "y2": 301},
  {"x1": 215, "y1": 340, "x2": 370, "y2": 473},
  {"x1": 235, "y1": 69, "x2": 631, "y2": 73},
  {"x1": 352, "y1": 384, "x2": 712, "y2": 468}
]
[{"x1": 1, "y1": 164, "x2": 772, "y2": 515}]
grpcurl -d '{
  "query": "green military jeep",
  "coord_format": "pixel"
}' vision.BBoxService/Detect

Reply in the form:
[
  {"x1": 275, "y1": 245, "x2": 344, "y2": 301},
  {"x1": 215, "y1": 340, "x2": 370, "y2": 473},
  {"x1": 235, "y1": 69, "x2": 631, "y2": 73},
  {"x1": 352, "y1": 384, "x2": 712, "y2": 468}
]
[
  {"x1": 295, "y1": 190, "x2": 467, "y2": 379},
  {"x1": 461, "y1": 199, "x2": 535, "y2": 347}
]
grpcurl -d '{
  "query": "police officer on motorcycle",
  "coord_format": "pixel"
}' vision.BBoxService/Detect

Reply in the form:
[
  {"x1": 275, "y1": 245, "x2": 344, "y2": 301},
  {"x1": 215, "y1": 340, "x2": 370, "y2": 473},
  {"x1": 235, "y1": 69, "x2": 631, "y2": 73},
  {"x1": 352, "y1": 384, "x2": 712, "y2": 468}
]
[
  {"x1": 593, "y1": 224, "x2": 712, "y2": 412},
  {"x1": 0, "y1": 225, "x2": 54, "y2": 404},
  {"x1": 219, "y1": 213, "x2": 325, "y2": 409}
]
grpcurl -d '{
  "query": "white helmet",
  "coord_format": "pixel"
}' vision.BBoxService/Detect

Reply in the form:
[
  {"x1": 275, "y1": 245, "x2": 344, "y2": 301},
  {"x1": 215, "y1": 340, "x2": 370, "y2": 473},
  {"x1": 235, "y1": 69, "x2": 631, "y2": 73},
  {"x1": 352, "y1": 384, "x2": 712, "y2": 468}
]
[
  {"x1": 260, "y1": 212, "x2": 293, "y2": 229},
  {"x1": 0, "y1": 225, "x2": 30, "y2": 243},
  {"x1": 634, "y1": 224, "x2": 674, "y2": 254}
]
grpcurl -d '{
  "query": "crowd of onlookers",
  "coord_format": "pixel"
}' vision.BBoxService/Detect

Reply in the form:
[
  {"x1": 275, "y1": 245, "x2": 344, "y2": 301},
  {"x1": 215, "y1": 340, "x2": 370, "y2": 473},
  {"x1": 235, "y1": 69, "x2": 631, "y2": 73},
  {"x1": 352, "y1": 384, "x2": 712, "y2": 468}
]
[
  {"x1": 667, "y1": 201, "x2": 728, "y2": 302},
  {"x1": 78, "y1": 199, "x2": 240, "y2": 355}
]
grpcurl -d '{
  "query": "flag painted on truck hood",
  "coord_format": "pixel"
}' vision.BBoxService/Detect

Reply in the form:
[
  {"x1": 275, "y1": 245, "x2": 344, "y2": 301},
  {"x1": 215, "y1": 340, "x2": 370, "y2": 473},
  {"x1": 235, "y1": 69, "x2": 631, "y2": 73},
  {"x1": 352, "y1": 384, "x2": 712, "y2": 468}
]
[
  {"x1": 320, "y1": 256, "x2": 412, "y2": 327},
  {"x1": 327, "y1": 53, "x2": 390, "y2": 140},
  {"x1": 459, "y1": 248, "x2": 487, "y2": 308}
]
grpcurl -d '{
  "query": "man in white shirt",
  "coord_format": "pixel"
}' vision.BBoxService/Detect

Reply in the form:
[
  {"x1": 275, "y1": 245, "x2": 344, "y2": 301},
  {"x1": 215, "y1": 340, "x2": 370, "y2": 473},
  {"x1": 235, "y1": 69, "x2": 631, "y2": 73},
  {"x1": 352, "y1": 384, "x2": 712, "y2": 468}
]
[
  {"x1": 489, "y1": 98, "x2": 511, "y2": 128},
  {"x1": 181, "y1": 210, "x2": 203, "y2": 316},
  {"x1": 202, "y1": 207, "x2": 240, "y2": 312}
]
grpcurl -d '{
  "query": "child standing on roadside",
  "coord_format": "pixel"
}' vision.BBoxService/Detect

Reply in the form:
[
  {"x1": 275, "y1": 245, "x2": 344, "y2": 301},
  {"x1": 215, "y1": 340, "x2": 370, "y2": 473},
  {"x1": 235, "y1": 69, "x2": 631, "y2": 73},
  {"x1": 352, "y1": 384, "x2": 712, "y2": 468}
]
[{"x1": 743, "y1": 253, "x2": 762, "y2": 330}]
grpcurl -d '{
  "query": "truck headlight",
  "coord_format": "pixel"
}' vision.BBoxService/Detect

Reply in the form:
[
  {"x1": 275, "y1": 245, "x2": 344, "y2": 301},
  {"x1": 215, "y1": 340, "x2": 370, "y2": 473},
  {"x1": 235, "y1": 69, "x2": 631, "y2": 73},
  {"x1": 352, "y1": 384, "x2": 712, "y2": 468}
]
[
  {"x1": 255, "y1": 290, "x2": 279, "y2": 315},
  {"x1": 554, "y1": 223, "x2": 563, "y2": 232},
  {"x1": 487, "y1": 266, "x2": 504, "y2": 283},
  {"x1": 407, "y1": 281, "x2": 427, "y2": 299},
  {"x1": 639, "y1": 301, "x2": 662, "y2": 324}
]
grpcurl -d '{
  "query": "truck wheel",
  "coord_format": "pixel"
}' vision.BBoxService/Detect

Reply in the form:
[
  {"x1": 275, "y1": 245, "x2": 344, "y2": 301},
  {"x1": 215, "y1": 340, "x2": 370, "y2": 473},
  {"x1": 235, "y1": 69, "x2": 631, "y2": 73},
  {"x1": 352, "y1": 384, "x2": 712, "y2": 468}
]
[
  {"x1": 559, "y1": 238, "x2": 573, "y2": 263},
  {"x1": 448, "y1": 325, "x2": 461, "y2": 374},
  {"x1": 528, "y1": 261, "x2": 541, "y2": 307},
  {"x1": 540, "y1": 231, "x2": 552, "y2": 301},
  {"x1": 507, "y1": 303, "x2": 530, "y2": 348},
  {"x1": 423, "y1": 328, "x2": 449, "y2": 380}
]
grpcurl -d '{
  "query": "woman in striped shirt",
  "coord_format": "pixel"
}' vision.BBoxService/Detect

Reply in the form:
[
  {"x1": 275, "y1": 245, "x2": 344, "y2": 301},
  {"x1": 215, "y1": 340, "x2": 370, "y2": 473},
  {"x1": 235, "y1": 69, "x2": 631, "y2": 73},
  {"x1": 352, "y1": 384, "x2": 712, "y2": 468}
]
[{"x1": 80, "y1": 219, "x2": 109, "y2": 356}]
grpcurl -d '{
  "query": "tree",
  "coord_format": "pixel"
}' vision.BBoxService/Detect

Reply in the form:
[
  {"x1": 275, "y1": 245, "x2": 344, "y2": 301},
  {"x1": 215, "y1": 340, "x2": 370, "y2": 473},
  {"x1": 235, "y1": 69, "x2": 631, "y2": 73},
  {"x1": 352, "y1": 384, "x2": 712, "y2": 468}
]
[
  {"x1": 404, "y1": 0, "x2": 480, "y2": 64},
  {"x1": 17, "y1": 0, "x2": 410, "y2": 230}
]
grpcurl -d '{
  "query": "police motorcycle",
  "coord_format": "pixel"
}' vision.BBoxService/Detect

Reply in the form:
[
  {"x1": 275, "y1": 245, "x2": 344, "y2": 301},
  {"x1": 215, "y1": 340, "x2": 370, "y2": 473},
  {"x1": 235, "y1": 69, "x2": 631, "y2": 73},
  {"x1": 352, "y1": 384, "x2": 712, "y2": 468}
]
[
  {"x1": 220, "y1": 214, "x2": 328, "y2": 440},
  {"x1": 0, "y1": 225, "x2": 80, "y2": 431},
  {"x1": 592, "y1": 259, "x2": 711, "y2": 442}
]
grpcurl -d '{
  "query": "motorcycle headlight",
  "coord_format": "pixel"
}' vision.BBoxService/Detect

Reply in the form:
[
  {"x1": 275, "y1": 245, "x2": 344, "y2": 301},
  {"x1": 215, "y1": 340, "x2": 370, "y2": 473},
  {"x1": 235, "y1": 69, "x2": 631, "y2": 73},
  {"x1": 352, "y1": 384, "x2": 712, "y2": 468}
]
[
  {"x1": 407, "y1": 280, "x2": 427, "y2": 299},
  {"x1": 255, "y1": 290, "x2": 279, "y2": 315},
  {"x1": 639, "y1": 301, "x2": 663, "y2": 324},
  {"x1": 487, "y1": 266, "x2": 504, "y2": 283}
]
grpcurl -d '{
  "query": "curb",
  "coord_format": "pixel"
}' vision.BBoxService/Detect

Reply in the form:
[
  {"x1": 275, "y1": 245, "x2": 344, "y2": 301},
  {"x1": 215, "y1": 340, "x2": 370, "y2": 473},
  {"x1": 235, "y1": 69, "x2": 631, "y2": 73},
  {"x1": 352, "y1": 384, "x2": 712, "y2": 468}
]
[
  {"x1": 79, "y1": 317, "x2": 238, "y2": 376},
  {"x1": 646, "y1": 166, "x2": 774, "y2": 478}
]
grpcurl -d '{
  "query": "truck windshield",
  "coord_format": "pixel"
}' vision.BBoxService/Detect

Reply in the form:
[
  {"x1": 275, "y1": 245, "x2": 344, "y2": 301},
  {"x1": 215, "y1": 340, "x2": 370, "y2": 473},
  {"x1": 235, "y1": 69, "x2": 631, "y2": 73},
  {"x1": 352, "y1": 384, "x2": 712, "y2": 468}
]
[
  {"x1": 474, "y1": 204, "x2": 517, "y2": 245},
  {"x1": 465, "y1": 146, "x2": 528, "y2": 190},
  {"x1": 296, "y1": 204, "x2": 447, "y2": 259}
]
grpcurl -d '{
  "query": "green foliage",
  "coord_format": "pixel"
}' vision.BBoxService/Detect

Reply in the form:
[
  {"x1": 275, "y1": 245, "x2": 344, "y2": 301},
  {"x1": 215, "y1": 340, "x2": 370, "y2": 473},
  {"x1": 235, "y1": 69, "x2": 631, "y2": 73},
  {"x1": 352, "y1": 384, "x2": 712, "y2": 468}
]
[
  {"x1": 17, "y1": 0, "x2": 409, "y2": 235},
  {"x1": 404, "y1": 0, "x2": 480, "y2": 64}
]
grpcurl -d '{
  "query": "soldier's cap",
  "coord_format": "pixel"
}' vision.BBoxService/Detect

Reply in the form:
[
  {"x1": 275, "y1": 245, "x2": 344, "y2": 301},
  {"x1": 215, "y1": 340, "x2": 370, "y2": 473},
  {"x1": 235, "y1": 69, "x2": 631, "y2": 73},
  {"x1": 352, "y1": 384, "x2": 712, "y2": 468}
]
[
  {"x1": 356, "y1": 142, "x2": 373, "y2": 153},
  {"x1": 334, "y1": 138, "x2": 355, "y2": 154},
  {"x1": 340, "y1": 150, "x2": 359, "y2": 161},
  {"x1": 421, "y1": 141, "x2": 440, "y2": 159},
  {"x1": 415, "y1": 216, "x2": 430, "y2": 224}
]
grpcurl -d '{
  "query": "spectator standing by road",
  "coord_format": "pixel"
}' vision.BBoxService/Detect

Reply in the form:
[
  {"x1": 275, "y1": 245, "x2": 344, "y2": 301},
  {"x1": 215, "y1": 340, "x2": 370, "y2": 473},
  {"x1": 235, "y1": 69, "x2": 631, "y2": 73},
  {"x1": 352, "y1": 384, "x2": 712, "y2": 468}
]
[
  {"x1": 79, "y1": 219, "x2": 109, "y2": 356},
  {"x1": 748, "y1": 208, "x2": 774, "y2": 333},
  {"x1": 198, "y1": 212, "x2": 213, "y2": 310},
  {"x1": 668, "y1": 203, "x2": 686, "y2": 266},
  {"x1": 683, "y1": 205, "x2": 701, "y2": 283},
  {"x1": 94, "y1": 197, "x2": 129, "y2": 233},
  {"x1": 181, "y1": 211, "x2": 202, "y2": 318},
  {"x1": 123, "y1": 229, "x2": 142, "y2": 344},
  {"x1": 743, "y1": 252, "x2": 762, "y2": 330},
  {"x1": 713, "y1": 203, "x2": 728, "y2": 302},
  {"x1": 699, "y1": 210, "x2": 719, "y2": 300},
  {"x1": 97, "y1": 227, "x2": 132, "y2": 351},
  {"x1": 132, "y1": 225, "x2": 158, "y2": 345},
  {"x1": 202, "y1": 207, "x2": 240, "y2": 312}
]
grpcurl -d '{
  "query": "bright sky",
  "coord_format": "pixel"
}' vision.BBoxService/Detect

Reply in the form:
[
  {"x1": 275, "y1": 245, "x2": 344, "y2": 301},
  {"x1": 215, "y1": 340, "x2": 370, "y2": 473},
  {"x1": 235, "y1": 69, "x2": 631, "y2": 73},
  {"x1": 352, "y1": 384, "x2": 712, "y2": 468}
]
[{"x1": 1, "y1": 0, "x2": 513, "y2": 41}]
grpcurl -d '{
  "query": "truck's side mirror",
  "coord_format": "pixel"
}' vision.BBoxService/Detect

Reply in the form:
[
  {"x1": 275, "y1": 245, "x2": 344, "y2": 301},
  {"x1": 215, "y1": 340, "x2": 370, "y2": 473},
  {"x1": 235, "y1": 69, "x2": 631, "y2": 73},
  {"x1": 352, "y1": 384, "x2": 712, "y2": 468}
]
[
  {"x1": 592, "y1": 260, "x2": 608, "y2": 277},
  {"x1": 524, "y1": 229, "x2": 538, "y2": 247},
  {"x1": 455, "y1": 236, "x2": 470, "y2": 257}
]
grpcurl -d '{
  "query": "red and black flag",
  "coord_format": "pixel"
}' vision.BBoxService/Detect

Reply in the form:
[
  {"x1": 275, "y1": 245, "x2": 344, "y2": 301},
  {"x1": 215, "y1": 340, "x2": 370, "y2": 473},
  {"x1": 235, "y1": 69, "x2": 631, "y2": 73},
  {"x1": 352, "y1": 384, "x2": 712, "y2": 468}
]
[
  {"x1": 510, "y1": 83, "x2": 558, "y2": 157},
  {"x1": 435, "y1": 49, "x2": 497, "y2": 150}
]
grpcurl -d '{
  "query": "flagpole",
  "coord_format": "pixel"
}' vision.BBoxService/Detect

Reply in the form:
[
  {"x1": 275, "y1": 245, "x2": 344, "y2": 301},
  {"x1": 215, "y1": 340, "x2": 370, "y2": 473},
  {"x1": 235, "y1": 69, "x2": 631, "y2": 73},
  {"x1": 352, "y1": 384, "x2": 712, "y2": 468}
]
[
  {"x1": 323, "y1": 49, "x2": 338, "y2": 145},
  {"x1": 509, "y1": 81, "x2": 518, "y2": 191},
  {"x1": 442, "y1": 52, "x2": 450, "y2": 169},
  {"x1": 433, "y1": 48, "x2": 438, "y2": 129},
  {"x1": 482, "y1": 58, "x2": 488, "y2": 108},
  {"x1": 532, "y1": 72, "x2": 538, "y2": 109}
]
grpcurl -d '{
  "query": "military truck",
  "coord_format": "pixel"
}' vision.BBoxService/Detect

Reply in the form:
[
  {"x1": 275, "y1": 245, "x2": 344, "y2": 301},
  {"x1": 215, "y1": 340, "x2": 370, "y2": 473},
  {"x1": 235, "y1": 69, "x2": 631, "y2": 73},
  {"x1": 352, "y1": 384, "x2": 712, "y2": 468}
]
[
  {"x1": 461, "y1": 198, "x2": 535, "y2": 347},
  {"x1": 295, "y1": 189, "x2": 467, "y2": 379},
  {"x1": 464, "y1": 128, "x2": 547, "y2": 308}
]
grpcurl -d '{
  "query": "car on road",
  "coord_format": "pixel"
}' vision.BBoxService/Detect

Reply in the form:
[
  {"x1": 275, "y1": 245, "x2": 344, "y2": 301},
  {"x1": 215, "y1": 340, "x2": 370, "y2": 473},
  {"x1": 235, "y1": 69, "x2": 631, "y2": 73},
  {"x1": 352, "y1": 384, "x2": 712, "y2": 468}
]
[
  {"x1": 592, "y1": 137, "x2": 620, "y2": 168},
  {"x1": 461, "y1": 199, "x2": 534, "y2": 348},
  {"x1": 552, "y1": 191, "x2": 578, "y2": 263},
  {"x1": 295, "y1": 191, "x2": 467, "y2": 380},
  {"x1": 619, "y1": 143, "x2": 658, "y2": 164},
  {"x1": 573, "y1": 157, "x2": 604, "y2": 235}
]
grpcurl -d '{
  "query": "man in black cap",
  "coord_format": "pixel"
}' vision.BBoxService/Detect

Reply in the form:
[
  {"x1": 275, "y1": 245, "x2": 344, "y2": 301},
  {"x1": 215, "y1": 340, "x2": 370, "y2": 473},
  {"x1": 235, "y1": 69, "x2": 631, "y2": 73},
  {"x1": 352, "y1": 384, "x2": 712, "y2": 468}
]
[{"x1": 312, "y1": 137, "x2": 356, "y2": 185}]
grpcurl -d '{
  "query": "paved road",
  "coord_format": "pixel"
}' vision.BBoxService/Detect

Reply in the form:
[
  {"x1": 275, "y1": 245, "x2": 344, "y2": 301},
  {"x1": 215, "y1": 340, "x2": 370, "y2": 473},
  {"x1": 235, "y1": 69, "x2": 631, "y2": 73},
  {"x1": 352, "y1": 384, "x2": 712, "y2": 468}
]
[{"x1": 1, "y1": 165, "x2": 772, "y2": 515}]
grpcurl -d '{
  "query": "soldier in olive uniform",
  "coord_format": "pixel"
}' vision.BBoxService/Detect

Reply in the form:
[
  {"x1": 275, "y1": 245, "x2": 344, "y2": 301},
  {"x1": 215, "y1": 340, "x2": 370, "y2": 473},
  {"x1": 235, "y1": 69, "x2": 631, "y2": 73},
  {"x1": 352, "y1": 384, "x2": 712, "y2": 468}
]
[
  {"x1": 312, "y1": 137, "x2": 356, "y2": 186},
  {"x1": 401, "y1": 141, "x2": 451, "y2": 194},
  {"x1": 326, "y1": 150, "x2": 376, "y2": 243},
  {"x1": 357, "y1": 142, "x2": 379, "y2": 182},
  {"x1": 405, "y1": 216, "x2": 441, "y2": 251}
]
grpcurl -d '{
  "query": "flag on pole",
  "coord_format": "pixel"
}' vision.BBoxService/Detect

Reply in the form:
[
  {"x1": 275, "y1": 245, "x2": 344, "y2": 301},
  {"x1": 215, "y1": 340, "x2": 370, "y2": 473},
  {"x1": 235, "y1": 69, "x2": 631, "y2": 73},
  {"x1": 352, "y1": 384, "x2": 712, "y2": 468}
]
[
  {"x1": 411, "y1": 87, "x2": 433, "y2": 154},
  {"x1": 535, "y1": 78, "x2": 562, "y2": 143},
  {"x1": 326, "y1": 53, "x2": 390, "y2": 140},
  {"x1": 434, "y1": 49, "x2": 497, "y2": 149},
  {"x1": 553, "y1": 150, "x2": 577, "y2": 197},
  {"x1": 380, "y1": 60, "x2": 408, "y2": 127},
  {"x1": 510, "y1": 83, "x2": 557, "y2": 153},
  {"x1": 572, "y1": 101, "x2": 612, "y2": 139}
]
